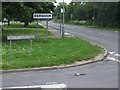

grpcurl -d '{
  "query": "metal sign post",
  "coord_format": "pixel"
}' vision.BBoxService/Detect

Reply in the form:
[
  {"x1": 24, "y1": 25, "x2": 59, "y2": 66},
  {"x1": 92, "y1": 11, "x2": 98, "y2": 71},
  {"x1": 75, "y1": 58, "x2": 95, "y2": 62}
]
[
  {"x1": 61, "y1": 8, "x2": 63, "y2": 35},
  {"x1": 36, "y1": 20, "x2": 39, "y2": 41},
  {"x1": 33, "y1": 13, "x2": 52, "y2": 41},
  {"x1": 46, "y1": 19, "x2": 48, "y2": 41},
  {"x1": 60, "y1": 11, "x2": 62, "y2": 34},
  {"x1": 62, "y1": 0, "x2": 65, "y2": 38},
  {"x1": 10, "y1": 37, "x2": 12, "y2": 61},
  {"x1": 70, "y1": 14, "x2": 73, "y2": 23},
  {"x1": 7, "y1": 35, "x2": 35, "y2": 59},
  {"x1": 30, "y1": 38, "x2": 32, "y2": 56},
  {"x1": 61, "y1": 8, "x2": 65, "y2": 37}
]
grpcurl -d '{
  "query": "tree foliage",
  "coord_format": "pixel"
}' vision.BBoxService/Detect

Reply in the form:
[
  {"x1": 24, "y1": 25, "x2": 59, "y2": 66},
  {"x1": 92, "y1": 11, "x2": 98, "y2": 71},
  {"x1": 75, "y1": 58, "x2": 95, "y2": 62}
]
[
  {"x1": 55, "y1": 2, "x2": 120, "y2": 28},
  {"x1": 2, "y1": 2, "x2": 55, "y2": 27}
]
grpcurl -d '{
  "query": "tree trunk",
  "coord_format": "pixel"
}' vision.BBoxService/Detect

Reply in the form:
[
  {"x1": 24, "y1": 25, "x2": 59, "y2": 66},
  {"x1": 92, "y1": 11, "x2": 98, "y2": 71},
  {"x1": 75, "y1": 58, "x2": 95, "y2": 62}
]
[
  {"x1": 24, "y1": 19, "x2": 29, "y2": 27},
  {"x1": 2, "y1": 27, "x2": 3, "y2": 31},
  {"x1": 8, "y1": 19, "x2": 10, "y2": 25}
]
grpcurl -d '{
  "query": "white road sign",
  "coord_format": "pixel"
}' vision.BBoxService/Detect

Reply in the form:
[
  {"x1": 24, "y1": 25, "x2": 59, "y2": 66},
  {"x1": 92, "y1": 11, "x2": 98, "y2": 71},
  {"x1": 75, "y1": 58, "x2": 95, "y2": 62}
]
[
  {"x1": 61, "y1": 8, "x2": 65, "y2": 13},
  {"x1": 33, "y1": 13, "x2": 52, "y2": 19},
  {"x1": 7, "y1": 35, "x2": 35, "y2": 40}
]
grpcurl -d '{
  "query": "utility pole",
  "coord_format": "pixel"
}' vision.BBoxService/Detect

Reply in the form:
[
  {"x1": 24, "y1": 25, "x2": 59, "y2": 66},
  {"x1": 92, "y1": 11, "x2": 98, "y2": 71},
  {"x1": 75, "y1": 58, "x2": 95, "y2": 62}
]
[
  {"x1": 62, "y1": 0, "x2": 65, "y2": 37},
  {"x1": 60, "y1": 10, "x2": 62, "y2": 34},
  {"x1": 92, "y1": 2, "x2": 95, "y2": 25},
  {"x1": 36, "y1": 20, "x2": 39, "y2": 41}
]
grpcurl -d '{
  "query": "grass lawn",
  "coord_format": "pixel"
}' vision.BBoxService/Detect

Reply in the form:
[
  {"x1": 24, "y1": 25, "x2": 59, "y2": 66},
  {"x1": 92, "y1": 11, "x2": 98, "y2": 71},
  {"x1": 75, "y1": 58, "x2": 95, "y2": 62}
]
[
  {"x1": 2, "y1": 22, "x2": 52, "y2": 41},
  {"x1": 2, "y1": 22, "x2": 103, "y2": 70},
  {"x1": 2, "y1": 38, "x2": 103, "y2": 70}
]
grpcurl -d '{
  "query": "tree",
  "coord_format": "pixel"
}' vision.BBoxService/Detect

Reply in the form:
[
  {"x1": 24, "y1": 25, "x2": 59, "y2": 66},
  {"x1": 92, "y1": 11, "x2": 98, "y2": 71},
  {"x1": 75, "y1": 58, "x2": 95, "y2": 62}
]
[
  {"x1": 55, "y1": 2, "x2": 120, "y2": 28},
  {"x1": 54, "y1": 2, "x2": 68, "y2": 21},
  {"x1": 2, "y1": 2, "x2": 55, "y2": 27},
  {"x1": 2, "y1": 2, "x2": 20, "y2": 25}
]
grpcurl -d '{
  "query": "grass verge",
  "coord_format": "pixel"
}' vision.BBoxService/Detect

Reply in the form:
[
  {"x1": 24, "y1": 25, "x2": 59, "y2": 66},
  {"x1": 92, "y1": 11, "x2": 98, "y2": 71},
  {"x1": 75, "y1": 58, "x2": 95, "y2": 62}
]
[
  {"x1": 2, "y1": 22, "x2": 52, "y2": 41},
  {"x1": 2, "y1": 22, "x2": 103, "y2": 70},
  {"x1": 54, "y1": 20, "x2": 120, "y2": 31},
  {"x1": 67, "y1": 22, "x2": 120, "y2": 31},
  {"x1": 2, "y1": 38, "x2": 103, "y2": 70}
]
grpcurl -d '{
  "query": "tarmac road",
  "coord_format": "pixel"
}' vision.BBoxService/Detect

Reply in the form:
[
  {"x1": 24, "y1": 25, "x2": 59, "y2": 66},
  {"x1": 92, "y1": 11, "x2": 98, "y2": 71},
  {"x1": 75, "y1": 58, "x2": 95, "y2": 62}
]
[{"x1": 2, "y1": 21, "x2": 119, "y2": 88}]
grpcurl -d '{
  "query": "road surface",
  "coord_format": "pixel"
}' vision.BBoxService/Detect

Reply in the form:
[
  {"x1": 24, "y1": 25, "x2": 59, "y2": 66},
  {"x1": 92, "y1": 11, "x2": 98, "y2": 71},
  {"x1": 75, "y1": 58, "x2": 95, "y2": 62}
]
[{"x1": 2, "y1": 21, "x2": 119, "y2": 88}]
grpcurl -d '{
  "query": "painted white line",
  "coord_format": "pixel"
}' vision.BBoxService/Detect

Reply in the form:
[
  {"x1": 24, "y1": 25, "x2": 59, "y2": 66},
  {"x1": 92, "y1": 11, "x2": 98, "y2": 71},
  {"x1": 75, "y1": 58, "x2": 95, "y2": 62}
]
[
  {"x1": 109, "y1": 52, "x2": 116, "y2": 55},
  {"x1": 106, "y1": 57, "x2": 120, "y2": 62},
  {"x1": 41, "y1": 84, "x2": 67, "y2": 88},
  {"x1": 107, "y1": 57, "x2": 116, "y2": 61},
  {"x1": 114, "y1": 54, "x2": 120, "y2": 57},
  {"x1": 4, "y1": 85, "x2": 42, "y2": 89},
  {"x1": 2, "y1": 84, "x2": 67, "y2": 89}
]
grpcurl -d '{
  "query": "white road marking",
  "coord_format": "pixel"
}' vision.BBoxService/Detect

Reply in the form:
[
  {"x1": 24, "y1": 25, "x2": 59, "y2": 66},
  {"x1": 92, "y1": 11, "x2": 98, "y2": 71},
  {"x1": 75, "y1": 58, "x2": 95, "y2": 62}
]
[
  {"x1": 2, "y1": 84, "x2": 67, "y2": 89},
  {"x1": 106, "y1": 57, "x2": 120, "y2": 62},
  {"x1": 107, "y1": 57, "x2": 116, "y2": 61},
  {"x1": 109, "y1": 52, "x2": 116, "y2": 55},
  {"x1": 114, "y1": 54, "x2": 120, "y2": 57},
  {"x1": 41, "y1": 84, "x2": 67, "y2": 88}
]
